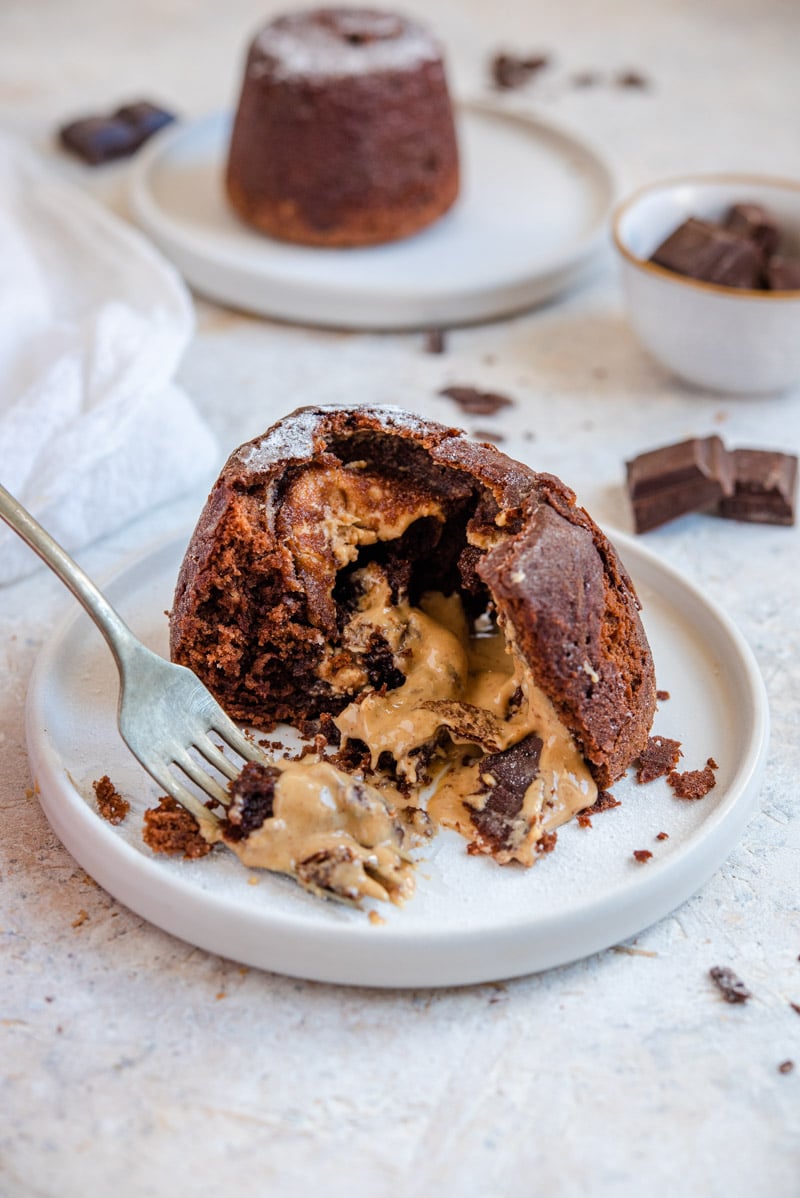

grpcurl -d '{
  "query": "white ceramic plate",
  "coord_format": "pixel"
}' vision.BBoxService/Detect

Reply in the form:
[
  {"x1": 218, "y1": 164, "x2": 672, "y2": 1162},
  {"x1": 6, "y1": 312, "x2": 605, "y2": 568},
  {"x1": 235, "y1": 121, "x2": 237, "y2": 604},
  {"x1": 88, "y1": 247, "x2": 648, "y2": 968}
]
[
  {"x1": 128, "y1": 106, "x2": 615, "y2": 329},
  {"x1": 26, "y1": 530, "x2": 768, "y2": 989}
]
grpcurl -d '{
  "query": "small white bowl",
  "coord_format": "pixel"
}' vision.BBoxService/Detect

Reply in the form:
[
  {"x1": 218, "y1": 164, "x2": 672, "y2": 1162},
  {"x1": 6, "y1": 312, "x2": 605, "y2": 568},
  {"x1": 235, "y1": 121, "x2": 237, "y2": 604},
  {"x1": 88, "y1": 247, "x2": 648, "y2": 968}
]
[{"x1": 613, "y1": 174, "x2": 800, "y2": 394}]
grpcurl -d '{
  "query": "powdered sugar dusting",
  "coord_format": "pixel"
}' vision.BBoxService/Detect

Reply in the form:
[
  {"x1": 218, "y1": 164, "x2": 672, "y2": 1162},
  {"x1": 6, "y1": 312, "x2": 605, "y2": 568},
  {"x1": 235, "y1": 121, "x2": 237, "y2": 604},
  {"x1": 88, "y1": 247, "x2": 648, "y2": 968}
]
[
  {"x1": 237, "y1": 403, "x2": 461, "y2": 472},
  {"x1": 250, "y1": 10, "x2": 441, "y2": 82}
]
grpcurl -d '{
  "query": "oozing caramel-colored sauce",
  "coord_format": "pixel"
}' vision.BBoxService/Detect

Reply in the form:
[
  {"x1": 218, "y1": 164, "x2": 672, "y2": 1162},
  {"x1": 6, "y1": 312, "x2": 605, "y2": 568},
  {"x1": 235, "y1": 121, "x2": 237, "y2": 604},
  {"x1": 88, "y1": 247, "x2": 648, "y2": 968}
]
[
  {"x1": 334, "y1": 569, "x2": 597, "y2": 863},
  {"x1": 204, "y1": 758, "x2": 414, "y2": 905}
]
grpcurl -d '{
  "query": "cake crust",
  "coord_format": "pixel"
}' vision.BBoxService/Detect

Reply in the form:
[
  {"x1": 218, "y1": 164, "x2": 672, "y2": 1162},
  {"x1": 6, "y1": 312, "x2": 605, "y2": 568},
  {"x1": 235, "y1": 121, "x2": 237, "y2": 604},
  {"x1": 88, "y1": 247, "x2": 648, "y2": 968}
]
[{"x1": 170, "y1": 406, "x2": 656, "y2": 789}]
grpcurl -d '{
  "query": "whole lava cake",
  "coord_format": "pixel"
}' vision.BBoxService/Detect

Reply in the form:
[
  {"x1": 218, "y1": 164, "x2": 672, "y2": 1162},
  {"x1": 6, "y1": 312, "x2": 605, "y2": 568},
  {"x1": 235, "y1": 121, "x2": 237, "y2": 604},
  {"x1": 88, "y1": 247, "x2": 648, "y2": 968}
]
[
  {"x1": 170, "y1": 406, "x2": 656, "y2": 867},
  {"x1": 225, "y1": 7, "x2": 460, "y2": 246}
]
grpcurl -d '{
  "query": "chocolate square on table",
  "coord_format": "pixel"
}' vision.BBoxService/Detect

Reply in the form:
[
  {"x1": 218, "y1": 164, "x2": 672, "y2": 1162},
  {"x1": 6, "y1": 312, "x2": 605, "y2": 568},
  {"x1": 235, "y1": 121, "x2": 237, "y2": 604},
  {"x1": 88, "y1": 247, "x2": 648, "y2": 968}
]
[
  {"x1": 718, "y1": 449, "x2": 797, "y2": 526},
  {"x1": 626, "y1": 435, "x2": 734, "y2": 533},
  {"x1": 650, "y1": 218, "x2": 764, "y2": 288}
]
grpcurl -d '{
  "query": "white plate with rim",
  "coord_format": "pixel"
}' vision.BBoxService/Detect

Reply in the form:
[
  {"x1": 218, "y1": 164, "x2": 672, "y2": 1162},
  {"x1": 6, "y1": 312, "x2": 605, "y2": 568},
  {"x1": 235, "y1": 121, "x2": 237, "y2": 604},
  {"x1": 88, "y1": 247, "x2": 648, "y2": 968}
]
[
  {"x1": 26, "y1": 529, "x2": 768, "y2": 989},
  {"x1": 128, "y1": 105, "x2": 616, "y2": 330}
]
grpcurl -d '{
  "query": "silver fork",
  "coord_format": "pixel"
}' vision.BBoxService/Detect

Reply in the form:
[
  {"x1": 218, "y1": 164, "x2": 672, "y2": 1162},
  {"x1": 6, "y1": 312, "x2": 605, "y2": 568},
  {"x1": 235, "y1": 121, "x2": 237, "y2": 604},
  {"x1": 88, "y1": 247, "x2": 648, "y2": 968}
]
[{"x1": 0, "y1": 483, "x2": 265, "y2": 831}]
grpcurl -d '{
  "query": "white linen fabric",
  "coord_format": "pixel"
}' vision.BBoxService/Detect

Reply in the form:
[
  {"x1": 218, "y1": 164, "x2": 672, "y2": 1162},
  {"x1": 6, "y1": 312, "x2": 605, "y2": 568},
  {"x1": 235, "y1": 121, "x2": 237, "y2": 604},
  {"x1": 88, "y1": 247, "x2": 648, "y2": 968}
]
[{"x1": 0, "y1": 133, "x2": 218, "y2": 584}]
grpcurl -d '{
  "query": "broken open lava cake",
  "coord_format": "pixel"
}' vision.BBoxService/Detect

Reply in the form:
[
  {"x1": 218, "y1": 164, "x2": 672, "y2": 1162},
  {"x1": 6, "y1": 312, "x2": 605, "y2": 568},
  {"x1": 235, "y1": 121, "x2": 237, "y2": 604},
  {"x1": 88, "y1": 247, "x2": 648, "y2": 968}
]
[{"x1": 167, "y1": 406, "x2": 657, "y2": 907}]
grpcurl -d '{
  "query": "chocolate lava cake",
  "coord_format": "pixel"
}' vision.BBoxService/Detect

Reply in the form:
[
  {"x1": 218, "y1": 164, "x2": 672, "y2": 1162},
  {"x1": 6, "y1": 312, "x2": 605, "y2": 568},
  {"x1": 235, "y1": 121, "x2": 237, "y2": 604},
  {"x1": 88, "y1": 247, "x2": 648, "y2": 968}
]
[
  {"x1": 170, "y1": 406, "x2": 656, "y2": 865},
  {"x1": 225, "y1": 8, "x2": 460, "y2": 246}
]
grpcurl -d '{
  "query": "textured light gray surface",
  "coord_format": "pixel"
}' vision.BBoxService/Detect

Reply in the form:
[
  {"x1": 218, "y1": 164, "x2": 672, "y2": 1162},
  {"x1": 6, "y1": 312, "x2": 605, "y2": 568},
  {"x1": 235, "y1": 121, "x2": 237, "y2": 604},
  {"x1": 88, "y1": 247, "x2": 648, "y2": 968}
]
[{"x1": 1, "y1": 1, "x2": 798, "y2": 1195}]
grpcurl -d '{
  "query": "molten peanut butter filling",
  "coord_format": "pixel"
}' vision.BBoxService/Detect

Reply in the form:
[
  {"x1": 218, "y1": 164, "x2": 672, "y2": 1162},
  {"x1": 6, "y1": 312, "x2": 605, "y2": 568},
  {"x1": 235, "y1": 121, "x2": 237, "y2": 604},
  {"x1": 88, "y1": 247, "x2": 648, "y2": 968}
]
[
  {"x1": 204, "y1": 758, "x2": 414, "y2": 905},
  {"x1": 333, "y1": 563, "x2": 597, "y2": 865}
]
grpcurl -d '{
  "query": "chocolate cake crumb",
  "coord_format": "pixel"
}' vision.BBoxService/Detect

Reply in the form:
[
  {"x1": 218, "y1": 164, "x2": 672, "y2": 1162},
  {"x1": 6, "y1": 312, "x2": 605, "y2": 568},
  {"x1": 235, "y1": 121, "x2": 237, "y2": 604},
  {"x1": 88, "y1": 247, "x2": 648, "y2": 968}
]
[
  {"x1": 577, "y1": 812, "x2": 593, "y2": 828},
  {"x1": 778, "y1": 1060, "x2": 795, "y2": 1074},
  {"x1": 656, "y1": 689, "x2": 671, "y2": 701},
  {"x1": 92, "y1": 775, "x2": 130, "y2": 825},
  {"x1": 669, "y1": 759, "x2": 718, "y2": 799},
  {"x1": 572, "y1": 70, "x2": 600, "y2": 88},
  {"x1": 439, "y1": 385, "x2": 514, "y2": 416},
  {"x1": 143, "y1": 796, "x2": 212, "y2": 859},
  {"x1": 636, "y1": 735, "x2": 683, "y2": 783},
  {"x1": 538, "y1": 831, "x2": 558, "y2": 854},
  {"x1": 709, "y1": 965, "x2": 751, "y2": 1003},
  {"x1": 790, "y1": 1002, "x2": 800, "y2": 1016},
  {"x1": 472, "y1": 428, "x2": 506, "y2": 443},
  {"x1": 424, "y1": 329, "x2": 447, "y2": 354},
  {"x1": 491, "y1": 52, "x2": 550, "y2": 90},
  {"x1": 582, "y1": 790, "x2": 621, "y2": 815},
  {"x1": 633, "y1": 849, "x2": 653, "y2": 863},
  {"x1": 656, "y1": 831, "x2": 670, "y2": 841},
  {"x1": 616, "y1": 70, "x2": 649, "y2": 89}
]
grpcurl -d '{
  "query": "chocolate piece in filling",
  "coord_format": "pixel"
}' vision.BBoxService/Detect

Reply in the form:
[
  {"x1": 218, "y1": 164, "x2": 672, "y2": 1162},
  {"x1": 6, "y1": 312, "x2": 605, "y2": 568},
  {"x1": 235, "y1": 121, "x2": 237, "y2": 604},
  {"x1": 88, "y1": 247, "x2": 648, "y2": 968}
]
[{"x1": 171, "y1": 406, "x2": 657, "y2": 866}]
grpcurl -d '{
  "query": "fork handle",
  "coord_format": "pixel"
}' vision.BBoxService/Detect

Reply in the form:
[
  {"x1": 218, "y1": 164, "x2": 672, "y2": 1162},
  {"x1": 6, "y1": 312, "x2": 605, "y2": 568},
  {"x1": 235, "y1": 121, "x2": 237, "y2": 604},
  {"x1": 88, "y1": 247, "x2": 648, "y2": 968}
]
[{"x1": 0, "y1": 483, "x2": 135, "y2": 669}]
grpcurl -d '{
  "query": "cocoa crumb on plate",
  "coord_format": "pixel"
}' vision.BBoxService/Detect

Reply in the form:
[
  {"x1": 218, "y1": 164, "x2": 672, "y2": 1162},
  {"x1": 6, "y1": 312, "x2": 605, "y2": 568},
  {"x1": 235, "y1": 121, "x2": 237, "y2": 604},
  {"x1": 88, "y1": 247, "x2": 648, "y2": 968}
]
[
  {"x1": 669, "y1": 759, "x2": 718, "y2": 799},
  {"x1": 439, "y1": 385, "x2": 514, "y2": 416},
  {"x1": 636, "y1": 735, "x2": 683, "y2": 783},
  {"x1": 143, "y1": 796, "x2": 212, "y2": 859},
  {"x1": 778, "y1": 1060, "x2": 794, "y2": 1074},
  {"x1": 92, "y1": 774, "x2": 130, "y2": 824},
  {"x1": 709, "y1": 965, "x2": 751, "y2": 1003},
  {"x1": 633, "y1": 849, "x2": 653, "y2": 863}
]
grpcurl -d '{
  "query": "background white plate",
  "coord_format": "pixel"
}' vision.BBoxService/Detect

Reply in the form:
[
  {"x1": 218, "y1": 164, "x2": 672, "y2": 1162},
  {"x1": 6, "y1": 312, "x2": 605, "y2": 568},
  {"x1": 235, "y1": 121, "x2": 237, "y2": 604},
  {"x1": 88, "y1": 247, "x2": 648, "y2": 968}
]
[
  {"x1": 128, "y1": 106, "x2": 616, "y2": 329},
  {"x1": 26, "y1": 531, "x2": 768, "y2": 989}
]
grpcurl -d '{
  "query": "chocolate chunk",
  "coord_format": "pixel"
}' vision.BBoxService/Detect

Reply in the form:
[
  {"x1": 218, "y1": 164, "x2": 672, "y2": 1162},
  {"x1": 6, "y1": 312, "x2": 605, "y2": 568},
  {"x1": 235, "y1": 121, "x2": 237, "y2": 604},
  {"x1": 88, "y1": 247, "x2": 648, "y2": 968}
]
[
  {"x1": 709, "y1": 965, "x2": 751, "y2": 1004},
  {"x1": 59, "y1": 100, "x2": 175, "y2": 164},
  {"x1": 468, "y1": 734, "x2": 543, "y2": 851},
  {"x1": 724, "y1": 203, "x2": 781, "y2": 257},
  {"x1": 439, "y1": 386, "x2": 514, "y2": 417},
  {"x1": 764, "y1": 255, "x2": 800, "y2": 291},
  {"x1": 636, "y1": 735, "x2": 683, "y2": 783},
  {"x1": 626, "y1": 436, "x2": 734, "y2": 533},
  {"x1": 225, "y1": 760, "x2": 280, "y2": 838},
  {"x1": 650, "y1": 218, "x2": 764, "y2": 288},
  {"x1": 491, "y1": 52, "x2": 550, "y2": 90},
  {"x1": 718, "y1": 449, "x2": 797, "y2": 526},
  {"x1": 424, "y1": 329, "x2": 447, "y2": 354}
]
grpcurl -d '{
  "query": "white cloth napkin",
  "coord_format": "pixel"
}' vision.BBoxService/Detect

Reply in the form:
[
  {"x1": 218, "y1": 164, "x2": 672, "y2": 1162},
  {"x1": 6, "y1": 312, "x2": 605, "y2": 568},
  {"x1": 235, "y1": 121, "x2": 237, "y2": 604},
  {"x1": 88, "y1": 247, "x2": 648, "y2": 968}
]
[{"x1": 0, "y1": 133, "x2": 218, "y2": 585}]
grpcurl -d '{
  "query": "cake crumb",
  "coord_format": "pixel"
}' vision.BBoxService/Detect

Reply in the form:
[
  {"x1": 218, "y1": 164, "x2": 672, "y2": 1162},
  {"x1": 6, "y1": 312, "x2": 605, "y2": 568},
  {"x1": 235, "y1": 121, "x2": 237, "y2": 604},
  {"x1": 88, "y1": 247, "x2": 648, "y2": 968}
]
[
  {"x1": 790, "y1": 1002, "x2": 800, "y2": 1016},
  {"x1": 778, "y1": 1060, "x2": 795, "y2": 1074},
  {"x1": 577, "y1": 812, "x2": 592, "y2": 828},
  {"x1": 92, "y1": 775, "x2": 130, "y2": 825},
  {"x1": 616, "y1": 70, "x2": 650, "y2": 89},
  {"x1": 491, "y1": 51, "x2": 550, "y2": 90},
  {"x1": 633, "y1": 849, "x2": 653, "y2": 863},
  {"x1": 71, "y1": 909, "x2": 89, "y2": 929},
  {"x1": 709, "y1": 965, "x2": 751, "y2": 1003},
  {"x1": 439, "y1": 385, "x2": 514, "y2": 416},
  {"x1": 581, "y1": 790, "x2": 621, "y2": 816},
  {"x1": 636, "y1": 735, "x2": 683, "y2": 783},
  {"x1": 656, "y1": 689, "x2": 671, "y2": 701},
  {"x1": 472, "y1": 428, "x2": 506, "y2": 443},
  {"x1": 656, "y1": 831, "x2": 670, "y2": 841},
  {"x1": 669, "y1": 759, "x2": 718, "y2": 799},
  {"x1": 143, "y1": 796, "x2": 212, "y2": 859},
  {"x1": 368, "y1": 910, "x2": 385, "y2": 927}
]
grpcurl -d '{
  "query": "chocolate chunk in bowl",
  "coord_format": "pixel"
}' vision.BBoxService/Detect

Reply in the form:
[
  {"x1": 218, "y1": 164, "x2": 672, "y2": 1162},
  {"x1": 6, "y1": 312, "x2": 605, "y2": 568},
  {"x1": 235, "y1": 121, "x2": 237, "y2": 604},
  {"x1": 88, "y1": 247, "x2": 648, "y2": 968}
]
[{"x1": 170, "y1": 405, "x2": 657, "y2": 871}]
